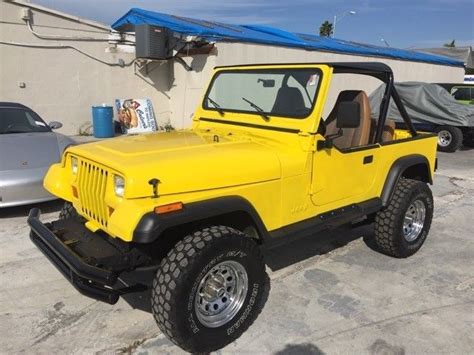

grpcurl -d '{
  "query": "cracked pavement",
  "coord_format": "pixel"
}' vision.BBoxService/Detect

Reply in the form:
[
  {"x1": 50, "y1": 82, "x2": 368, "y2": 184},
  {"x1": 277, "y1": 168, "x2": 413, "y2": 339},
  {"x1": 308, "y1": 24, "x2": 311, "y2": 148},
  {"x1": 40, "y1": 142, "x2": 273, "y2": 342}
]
[{"x1": 0, "y1": 149, "x2": 473, "y2": 354}]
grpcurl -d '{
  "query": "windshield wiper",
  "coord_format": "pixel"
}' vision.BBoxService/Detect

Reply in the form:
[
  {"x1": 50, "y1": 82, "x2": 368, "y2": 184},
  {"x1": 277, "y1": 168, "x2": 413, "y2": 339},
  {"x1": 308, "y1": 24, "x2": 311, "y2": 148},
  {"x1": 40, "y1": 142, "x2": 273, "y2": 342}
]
[
  {"x1": 242, "y1": 97, "x2": 270, "y2": 120},
  {"x1": 207, "y1": 97, "x2": 225, "y2": 115}
]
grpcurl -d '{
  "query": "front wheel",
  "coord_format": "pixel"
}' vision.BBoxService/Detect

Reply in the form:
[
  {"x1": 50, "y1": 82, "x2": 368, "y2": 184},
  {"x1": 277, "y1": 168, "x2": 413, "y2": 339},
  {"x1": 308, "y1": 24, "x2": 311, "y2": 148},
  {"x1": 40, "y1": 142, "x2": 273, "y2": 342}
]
[
  {"x1": 58, "y1": 201, "x2": 79, "y2": 220},
  {"x1": 374, "y1": 178, "x2": 433, "y2": 258},
  {"x1": 151, "y1": 226, "x2": 268, "y2": 353},
  {"x1": 435, "y1": 126, "x2": 463, "y2": 152}
]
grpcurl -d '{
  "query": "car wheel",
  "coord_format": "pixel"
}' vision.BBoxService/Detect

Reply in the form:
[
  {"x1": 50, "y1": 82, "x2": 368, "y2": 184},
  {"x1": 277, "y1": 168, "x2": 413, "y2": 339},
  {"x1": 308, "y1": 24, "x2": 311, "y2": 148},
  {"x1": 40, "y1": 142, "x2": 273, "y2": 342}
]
[
  {"x1": 58, "y1": 201, "x2": 79, "y2": 220},
  {"x1": 435, "y1": 126, "x2": 463, "y2": 152},
  {"x1": 151, "y1": 225, "x2": 269, "y2": 353},
  {"x1": 374, "y1": 178, "x2": 433, "y2": 258}
]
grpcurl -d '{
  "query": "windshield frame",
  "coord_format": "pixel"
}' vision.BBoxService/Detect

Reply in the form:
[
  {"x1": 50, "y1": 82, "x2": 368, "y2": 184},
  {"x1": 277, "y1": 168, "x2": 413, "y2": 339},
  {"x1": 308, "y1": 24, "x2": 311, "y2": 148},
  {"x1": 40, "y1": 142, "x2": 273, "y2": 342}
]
[
  {"x1": 0, "y1": 106, "x2": 52, "y2": 134},
  {"x1": 202, "y1": 67, "x2": 323, "y2": 120}
]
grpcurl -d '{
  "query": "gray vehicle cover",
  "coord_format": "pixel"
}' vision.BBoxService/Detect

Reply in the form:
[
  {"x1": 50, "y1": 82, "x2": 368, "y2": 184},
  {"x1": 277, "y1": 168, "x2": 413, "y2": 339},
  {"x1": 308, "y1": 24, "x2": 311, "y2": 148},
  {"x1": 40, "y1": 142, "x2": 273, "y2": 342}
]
[{"x1": 369, "y1": 82, "x2": 474, "y2": 127}]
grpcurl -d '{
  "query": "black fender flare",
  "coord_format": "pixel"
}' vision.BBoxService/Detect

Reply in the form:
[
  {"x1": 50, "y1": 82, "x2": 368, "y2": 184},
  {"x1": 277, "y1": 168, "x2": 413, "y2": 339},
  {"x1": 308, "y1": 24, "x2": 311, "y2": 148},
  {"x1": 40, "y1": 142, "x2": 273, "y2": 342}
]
[
  {"x1": 133, "y1": 196, "x2": 269, "y2": 243},
  {"x1": 380, "y1": 154, "x2": 432, "y2": 207}
]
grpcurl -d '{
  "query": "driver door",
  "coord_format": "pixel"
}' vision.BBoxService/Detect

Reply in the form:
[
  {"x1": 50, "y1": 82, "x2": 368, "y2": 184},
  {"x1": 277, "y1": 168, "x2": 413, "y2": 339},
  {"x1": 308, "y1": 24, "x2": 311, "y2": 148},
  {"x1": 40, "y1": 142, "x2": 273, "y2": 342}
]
[{"x1": 310, "y1": 90, "x2": 380, "y2": 207}]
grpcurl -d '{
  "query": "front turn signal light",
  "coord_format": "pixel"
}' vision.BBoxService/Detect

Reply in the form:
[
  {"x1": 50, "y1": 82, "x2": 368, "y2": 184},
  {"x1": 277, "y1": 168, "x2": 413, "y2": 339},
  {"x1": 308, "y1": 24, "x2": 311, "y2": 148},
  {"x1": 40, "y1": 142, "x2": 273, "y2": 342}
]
[
  {"x1": 72, "y1": 186, "x2": 78, "y2": 198},
  {"x1": 154, "y1": 202, "x2": 183, "y2": 215}
]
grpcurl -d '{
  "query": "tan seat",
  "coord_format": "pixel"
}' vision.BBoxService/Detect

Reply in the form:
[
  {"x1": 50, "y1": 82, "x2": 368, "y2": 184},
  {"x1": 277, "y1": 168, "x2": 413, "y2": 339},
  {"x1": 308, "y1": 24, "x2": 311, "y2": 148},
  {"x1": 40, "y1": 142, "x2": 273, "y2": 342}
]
[
  {"x1": 325, "y1": 90, "x2": 372, "y2": 149},
  {"x1": 382, "y1": 119, "x2": 395, "y2": 142},
  {"x1": 369, "y1": 118, "x2": 396, "y2": 143}
]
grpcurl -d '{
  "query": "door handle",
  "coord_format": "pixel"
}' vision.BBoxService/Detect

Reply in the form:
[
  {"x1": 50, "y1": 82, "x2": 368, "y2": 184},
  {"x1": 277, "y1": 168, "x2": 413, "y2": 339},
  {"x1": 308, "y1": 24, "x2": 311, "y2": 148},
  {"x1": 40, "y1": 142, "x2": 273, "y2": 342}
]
[{"x1": 363, "y1": 155, "x2": 373, "y2": 164}]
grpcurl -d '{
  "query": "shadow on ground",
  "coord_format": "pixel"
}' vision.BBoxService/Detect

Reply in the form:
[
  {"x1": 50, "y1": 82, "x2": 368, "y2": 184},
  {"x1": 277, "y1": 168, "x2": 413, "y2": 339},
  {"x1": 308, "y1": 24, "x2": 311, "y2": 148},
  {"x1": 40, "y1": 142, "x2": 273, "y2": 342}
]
[
  {"x1": 460, "y1": 145, "x2": 473, "y2": 151},
  {"x1": 121, "y1": 222, "x2": 378, "y2": 313},
  {"x1": 275, "y1": 342, "x2": 325, "y2": 355},
  {"x1": 0, "y1": 199, "x2": 63, "y2": 219},
  {"x1": 264, "y1": 222, "x2": 375, "y2": 271}
]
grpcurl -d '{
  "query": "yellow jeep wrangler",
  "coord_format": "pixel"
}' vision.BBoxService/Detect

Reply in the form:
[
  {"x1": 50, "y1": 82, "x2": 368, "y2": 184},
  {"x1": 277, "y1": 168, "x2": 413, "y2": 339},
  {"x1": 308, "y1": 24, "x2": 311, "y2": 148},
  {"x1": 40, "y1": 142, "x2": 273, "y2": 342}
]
[{"x1": 29, "y1": 62, "x2": 437, "y2": 353}]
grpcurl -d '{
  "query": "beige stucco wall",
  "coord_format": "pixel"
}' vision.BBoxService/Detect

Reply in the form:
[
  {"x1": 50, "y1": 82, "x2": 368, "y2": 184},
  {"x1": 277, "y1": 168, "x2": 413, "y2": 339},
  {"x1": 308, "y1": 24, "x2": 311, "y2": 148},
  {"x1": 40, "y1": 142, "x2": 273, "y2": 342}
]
[
  {"x1": 0, "y1": 1, "x2": 172, "y2": 135},
  {"x1": 168, "y1": 54, "x2": 216, "y2": 129},
  {"x1": 1, "y1": 1, "x2": 465, "y2": 135}
]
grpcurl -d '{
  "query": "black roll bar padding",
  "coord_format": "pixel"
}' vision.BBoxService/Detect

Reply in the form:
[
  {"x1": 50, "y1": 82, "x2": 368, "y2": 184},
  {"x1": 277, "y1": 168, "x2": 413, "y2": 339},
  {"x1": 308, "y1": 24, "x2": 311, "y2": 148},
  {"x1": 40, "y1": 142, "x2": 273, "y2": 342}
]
[{"x1": 374, "y1": 72, "x2": 393, "y2": 143}]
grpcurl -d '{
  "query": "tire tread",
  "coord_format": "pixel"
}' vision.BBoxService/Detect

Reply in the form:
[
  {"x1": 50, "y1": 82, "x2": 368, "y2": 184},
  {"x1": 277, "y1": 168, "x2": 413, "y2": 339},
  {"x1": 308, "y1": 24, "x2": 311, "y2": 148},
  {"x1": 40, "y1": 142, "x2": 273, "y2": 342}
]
[
  {"x1": 58, "y1": 201, "x2": 78, "y2": 220},
  {"x1": 152, "y1": 225, "x2": 266, "y2": 353},
  {"x1": 374, "y1": 178, "x2": 432, "y2": 258}
]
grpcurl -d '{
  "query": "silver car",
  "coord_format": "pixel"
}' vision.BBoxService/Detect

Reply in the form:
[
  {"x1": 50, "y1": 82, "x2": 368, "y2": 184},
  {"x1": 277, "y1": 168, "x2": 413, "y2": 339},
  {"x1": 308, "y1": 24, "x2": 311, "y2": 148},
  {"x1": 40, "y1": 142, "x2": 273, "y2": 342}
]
[{"x1": 0, "y1": 102, "x2": 75, "y2": 208}]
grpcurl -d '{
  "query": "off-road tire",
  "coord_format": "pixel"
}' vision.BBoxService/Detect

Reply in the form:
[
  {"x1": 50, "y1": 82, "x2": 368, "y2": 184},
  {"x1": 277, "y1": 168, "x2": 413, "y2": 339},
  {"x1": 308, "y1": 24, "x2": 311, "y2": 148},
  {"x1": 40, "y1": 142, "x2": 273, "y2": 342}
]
[
  {"x1": 435, "y1": 125, "x2": 463, "y2": 152},
  {"x1": 151, "y1": 225, "x2": 268, "y2": 353},
  {"x1": 58, "y1": 201, "x2": 79, "y2": 220},
  {"x1": 374, "y1": 178, "x2": 433, "y2": 258}
]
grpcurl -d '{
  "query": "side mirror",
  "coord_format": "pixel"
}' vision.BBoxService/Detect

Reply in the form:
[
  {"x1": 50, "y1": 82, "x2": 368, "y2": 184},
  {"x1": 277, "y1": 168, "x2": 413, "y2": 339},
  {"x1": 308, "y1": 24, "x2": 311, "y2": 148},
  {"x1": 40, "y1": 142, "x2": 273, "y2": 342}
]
[
  {"x1": 316, "y1": 101, "x2": 360, "y2": 151},
  {"x1": 336, "y1": 101, "x2": 360, "y2": 129},
  {"x1": 49, "y1": 121, "x2": 63, "y2": 130}
]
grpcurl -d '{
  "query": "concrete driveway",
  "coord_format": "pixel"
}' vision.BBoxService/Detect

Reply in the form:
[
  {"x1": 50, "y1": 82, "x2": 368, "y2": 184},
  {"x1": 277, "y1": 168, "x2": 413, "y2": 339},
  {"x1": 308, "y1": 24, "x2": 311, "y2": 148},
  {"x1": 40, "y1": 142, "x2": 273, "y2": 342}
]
[{"x1": 0, "y1": 149, "x2": 473, "y2": 354}]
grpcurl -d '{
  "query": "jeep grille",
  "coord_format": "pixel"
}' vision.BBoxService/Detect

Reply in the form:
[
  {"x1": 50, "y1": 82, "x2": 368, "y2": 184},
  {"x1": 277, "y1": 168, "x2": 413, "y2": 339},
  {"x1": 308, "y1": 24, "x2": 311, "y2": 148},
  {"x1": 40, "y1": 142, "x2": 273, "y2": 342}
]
[{"x1": 77, "y1": 159, "x2": 109, "y2": 228}]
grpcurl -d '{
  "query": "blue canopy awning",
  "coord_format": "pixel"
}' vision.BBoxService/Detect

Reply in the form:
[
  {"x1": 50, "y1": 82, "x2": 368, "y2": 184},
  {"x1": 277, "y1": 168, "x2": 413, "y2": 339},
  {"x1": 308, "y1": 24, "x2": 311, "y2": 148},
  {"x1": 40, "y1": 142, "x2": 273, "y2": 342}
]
[{"x1": 112, "y1": 8, "x2": 464, "y2": 67}]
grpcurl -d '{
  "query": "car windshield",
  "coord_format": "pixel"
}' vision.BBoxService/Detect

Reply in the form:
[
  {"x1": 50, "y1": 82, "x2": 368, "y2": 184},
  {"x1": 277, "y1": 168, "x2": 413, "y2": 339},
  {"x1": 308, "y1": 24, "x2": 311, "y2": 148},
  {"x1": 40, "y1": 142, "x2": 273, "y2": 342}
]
[
  {"x1": 0, "y1": 107, "x2": 51, "y2": 134},
  {"x1": 204, "y1": 68, "x2": 321, "y2": 119},
  {"x1": 451, "y1": 87, "x2": 472, "y2": 100}
]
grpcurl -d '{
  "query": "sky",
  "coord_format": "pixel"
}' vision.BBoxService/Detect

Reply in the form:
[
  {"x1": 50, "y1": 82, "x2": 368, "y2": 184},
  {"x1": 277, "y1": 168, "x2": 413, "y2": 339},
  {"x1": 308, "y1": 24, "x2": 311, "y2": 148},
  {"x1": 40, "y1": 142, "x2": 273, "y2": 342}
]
[{"x1": 35, "y1": 0, "x2": 473, "y2": 49}]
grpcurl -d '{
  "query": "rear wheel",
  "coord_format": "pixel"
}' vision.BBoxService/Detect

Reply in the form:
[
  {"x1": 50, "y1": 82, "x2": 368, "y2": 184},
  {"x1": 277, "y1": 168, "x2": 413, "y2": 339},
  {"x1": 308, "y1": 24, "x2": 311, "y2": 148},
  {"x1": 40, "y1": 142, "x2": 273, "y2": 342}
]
[
  {"x1": 374, "y1": 178, "x2": 433, "y2": 258},
  {"x1": 435, "y1": 126, "x2": 463, "y2": 152},
  {"x1": 151, "y1": 225, "x2": 268, "y2": 353}
]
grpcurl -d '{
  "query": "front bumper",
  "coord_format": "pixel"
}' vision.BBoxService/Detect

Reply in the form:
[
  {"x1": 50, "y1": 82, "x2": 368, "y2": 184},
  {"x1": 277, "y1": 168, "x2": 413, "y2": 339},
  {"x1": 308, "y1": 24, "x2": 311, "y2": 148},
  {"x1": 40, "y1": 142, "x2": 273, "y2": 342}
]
[{"x1": 28, "y1": 208, "x2": 152, "y2": 304}]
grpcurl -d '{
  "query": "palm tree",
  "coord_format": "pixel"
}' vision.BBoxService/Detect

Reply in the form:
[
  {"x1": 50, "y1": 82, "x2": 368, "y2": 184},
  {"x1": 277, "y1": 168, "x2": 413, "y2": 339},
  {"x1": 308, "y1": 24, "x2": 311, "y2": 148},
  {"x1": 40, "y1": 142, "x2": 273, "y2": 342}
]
[
  {"x1": 443, "y1": 40, "x2": 456, "y2": 48},
  {"x1": 319, "y1": 21, "x2": 333, "y2": 37}
]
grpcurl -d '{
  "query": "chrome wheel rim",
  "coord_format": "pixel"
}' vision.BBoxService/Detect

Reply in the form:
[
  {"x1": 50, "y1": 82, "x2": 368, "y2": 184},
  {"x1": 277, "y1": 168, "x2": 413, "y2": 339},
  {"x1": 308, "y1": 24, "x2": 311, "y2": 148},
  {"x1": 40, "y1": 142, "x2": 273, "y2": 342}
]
[
  {"x1": 194, "y1": 260, "x2": 248, "y2": 328},
  {"x1": 403, "y1": 199, "x2": 426, "y2": 242},
  {"x1": 438, "y1": 130, "x2": 452, "y2": 147}
]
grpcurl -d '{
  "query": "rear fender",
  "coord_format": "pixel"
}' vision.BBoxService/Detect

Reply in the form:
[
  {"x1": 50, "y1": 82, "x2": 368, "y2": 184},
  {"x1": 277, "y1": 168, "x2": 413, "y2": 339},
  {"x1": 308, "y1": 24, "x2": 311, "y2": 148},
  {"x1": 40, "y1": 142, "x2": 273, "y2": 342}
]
[{"x1": 381, "y1": 155, "x2": 432, "y2": 206}]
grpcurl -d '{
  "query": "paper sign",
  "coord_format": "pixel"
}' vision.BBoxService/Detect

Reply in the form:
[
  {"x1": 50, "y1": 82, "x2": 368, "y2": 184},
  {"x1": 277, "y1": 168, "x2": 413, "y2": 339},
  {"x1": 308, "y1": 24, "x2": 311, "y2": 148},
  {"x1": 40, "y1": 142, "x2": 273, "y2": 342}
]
[{"x1": 115, "y1": 98, "x2": 157, "y2": 134}]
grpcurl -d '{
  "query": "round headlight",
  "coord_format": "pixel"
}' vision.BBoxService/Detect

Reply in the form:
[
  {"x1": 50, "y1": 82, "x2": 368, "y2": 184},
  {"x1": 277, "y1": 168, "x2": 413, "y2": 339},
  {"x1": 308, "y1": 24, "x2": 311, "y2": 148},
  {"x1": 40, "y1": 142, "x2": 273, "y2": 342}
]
[
  {"x1": 114, "y1": 175, "x2": 125, "y2": 197},
  {"x1": 71, "y1": 156, "x2": 78, "y2": 175}
]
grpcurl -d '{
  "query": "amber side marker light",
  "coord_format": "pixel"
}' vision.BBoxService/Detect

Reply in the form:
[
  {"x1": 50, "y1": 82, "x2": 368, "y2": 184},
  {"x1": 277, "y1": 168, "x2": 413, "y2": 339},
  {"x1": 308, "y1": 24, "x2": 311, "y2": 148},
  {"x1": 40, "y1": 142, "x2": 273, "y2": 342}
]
[
  {"x1": 154, "y1": 202, "x2": 184, "y2": 215},
  {"x1": 72, "y1": 186, "x2": 78, "y2": 198}
]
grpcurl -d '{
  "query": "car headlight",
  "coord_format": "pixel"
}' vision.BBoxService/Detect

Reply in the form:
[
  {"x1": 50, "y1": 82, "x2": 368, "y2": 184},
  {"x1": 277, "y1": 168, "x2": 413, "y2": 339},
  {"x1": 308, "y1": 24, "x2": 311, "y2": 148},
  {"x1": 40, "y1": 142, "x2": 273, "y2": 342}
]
[
  {"x1": 71, "y1": 156, "x2": 78, "y2": 175},
  {"x1": 114, "y1": 175, "x2": 125, "y2": 197}
]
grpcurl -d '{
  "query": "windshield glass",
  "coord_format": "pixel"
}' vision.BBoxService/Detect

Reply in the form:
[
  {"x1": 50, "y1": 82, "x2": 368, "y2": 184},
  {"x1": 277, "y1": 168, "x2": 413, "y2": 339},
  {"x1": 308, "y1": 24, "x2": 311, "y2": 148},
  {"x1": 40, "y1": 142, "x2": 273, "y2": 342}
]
[
  {"x1": 451, "y1": 87, "x2": 472, "y2": 101},
  {"x1": 0, "y1": 108, "x2": 51, "y2": 134},
  {"x1": 204, "y1": 68, "x2": 321, "y2": 119}
]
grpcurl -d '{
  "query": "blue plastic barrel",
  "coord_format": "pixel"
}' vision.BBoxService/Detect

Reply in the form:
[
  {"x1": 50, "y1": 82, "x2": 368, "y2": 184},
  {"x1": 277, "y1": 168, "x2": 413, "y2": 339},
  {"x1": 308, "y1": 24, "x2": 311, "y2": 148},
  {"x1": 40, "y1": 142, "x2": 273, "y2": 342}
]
[{"x1": 92, "y1": 105, "x2": 114, "y2": 138}]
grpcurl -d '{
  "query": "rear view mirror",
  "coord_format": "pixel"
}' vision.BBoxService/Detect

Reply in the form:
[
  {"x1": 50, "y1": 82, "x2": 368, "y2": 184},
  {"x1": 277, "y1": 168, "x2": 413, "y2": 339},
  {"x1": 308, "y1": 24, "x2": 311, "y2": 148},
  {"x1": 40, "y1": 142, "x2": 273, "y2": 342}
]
[
  {"x1": 48, "y1": 121, "x2": 63, "y2": 130},
  {"x1": 336, "y1": 102, "x2": 360, "y2": 128},
  {"x1": 257, "y1": 79, "x2": 275, "y2": 88}
]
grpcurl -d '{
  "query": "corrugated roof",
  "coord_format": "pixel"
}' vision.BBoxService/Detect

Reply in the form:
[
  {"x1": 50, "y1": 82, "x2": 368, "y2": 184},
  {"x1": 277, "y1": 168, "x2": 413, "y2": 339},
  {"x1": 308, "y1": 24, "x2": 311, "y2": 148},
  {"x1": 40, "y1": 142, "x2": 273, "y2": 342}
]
[
  {"x1": 414, "y1": 46, "x2": 473, "y2": 69},
  {"x1": 112, "y1": 8, "x2": 464, "y2": 67}
]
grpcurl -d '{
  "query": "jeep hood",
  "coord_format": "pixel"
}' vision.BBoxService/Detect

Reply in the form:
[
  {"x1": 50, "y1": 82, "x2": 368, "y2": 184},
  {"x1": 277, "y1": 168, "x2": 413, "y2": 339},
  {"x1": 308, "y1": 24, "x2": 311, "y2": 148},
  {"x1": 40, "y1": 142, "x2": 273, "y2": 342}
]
[{"x1": 69, "y1": 131, "x2": 281, "y2": 198}]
